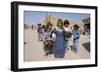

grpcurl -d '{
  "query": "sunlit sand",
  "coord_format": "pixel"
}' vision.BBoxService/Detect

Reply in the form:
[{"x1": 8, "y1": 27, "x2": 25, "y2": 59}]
[{"x1": 24, "y1": 28, "x2": 90, "y2": 62}]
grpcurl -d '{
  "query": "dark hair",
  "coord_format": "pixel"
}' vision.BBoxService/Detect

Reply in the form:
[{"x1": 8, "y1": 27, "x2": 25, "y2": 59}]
[
  {"x1": 64, "y1": 20, "x2": 70, "y2": 25},
  {"x1": 42, "y1": 25, "x2": 46, "y2": 28},
  {"x1": 47, "y1": 22, "x2": 53, "y2": 27},
  {"x1": 38, "y1": 23, "x2": 41, "y2": 26},
  {"x1": 44, "y1": 22, "x2": 53, "y2": 32},
  {"x1": 73, "y1": 24, "x2": 79, "y2": 30}
]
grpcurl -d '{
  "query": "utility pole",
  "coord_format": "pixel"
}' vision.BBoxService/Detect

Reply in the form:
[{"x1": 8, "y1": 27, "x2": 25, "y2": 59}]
[
  {"x1": 48, "y1": 12, "x2": 50, "y2": 22},
  {"x1": 46, "y1": 12, "x2": 50, "y2": 24}
]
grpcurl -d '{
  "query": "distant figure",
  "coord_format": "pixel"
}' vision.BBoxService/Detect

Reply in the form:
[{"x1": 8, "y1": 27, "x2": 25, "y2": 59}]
[
  {"x1": 40, "y1": 25, "x2": 46, "y2": 42},
  {"x1": 37, "y1": 24, "x2": 42, "y2": 41},
  {"x1": 72, "y1": 24, "x2": 80, "y2": 53},
  {"x1": 31, "y1": 25, "x2": 34, "y2": 30},
  {"x1": 24, "y1": 42, "x2": 26, "y2": 45},
  {"x1": 52, "y1": 19, "x2": 66, "y2": 58}
]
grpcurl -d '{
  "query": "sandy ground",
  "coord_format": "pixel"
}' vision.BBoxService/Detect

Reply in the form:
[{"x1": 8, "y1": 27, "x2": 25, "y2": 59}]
[{"x1": 24, "y1": 28, "x2": 90, "y2": 62}]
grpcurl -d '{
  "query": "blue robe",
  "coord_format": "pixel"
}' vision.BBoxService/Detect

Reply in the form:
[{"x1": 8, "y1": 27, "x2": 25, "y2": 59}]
[{"x1": 53, "y1": 28, "x2": 66, "y2": 58}]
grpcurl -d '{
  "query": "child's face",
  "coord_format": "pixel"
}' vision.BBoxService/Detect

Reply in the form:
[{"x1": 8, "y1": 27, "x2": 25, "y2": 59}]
[
  {"x1": 47, "y1": 28, "x2": 52, "y2": 32},
  {"x1": 57, "y1": 22, "x2": 63, "y2": 29},
  {"x1": 38, "y1": 25, "x2": 41, "y2": 27},
  {"x1": 73, "y1": 26, "x2": 78, "y2": 31},
  {"x1": 46, "y1": 25, "x2": 52, "y2": 32},
  {"x1": 58, "y1": 20, "x2": 63, "y2": 26},
  {"x1": 64, "y1": 24, "x2": 69, "y2": 27}
]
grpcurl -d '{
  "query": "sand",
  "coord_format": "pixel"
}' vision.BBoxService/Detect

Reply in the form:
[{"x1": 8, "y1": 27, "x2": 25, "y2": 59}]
[{"x1": 24, "y1": 28, "x2": 90, "y2": 62}]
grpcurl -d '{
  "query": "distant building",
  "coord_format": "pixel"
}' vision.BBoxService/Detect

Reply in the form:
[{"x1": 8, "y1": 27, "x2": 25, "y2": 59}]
[
  {"x1": 40, "y1": 12, "x2": 59, "y2": 28},
  {"x1": 38, "y1": 12, "x2": 85, "y2": 31},
  {"x1": 82, "y1": 18, "x2": 90, "y2": 35},
  {"x1": 82, "y1": 18, "x2": 90, "y2": 24}
]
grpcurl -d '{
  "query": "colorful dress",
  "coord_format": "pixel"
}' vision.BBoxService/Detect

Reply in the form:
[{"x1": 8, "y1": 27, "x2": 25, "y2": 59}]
[{"x1": 53, "y1": 27, "x2": 66, "y2": 58}]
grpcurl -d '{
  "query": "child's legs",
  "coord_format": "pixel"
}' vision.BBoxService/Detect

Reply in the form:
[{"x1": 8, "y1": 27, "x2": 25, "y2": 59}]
[
  {"x1": 69, "y1": 36, "x2": 73, "y2": 49},
  {"x1": 38, "y1": 33, "x2": 42, "y2": 41},
  {"x1": 46, "y1": 48, "x2": 53, "y2": 55},
  {"x1": 40, "y1": 34, "x2": 45, "y2": 42},
  {"x1": 49, "y1": 48, "x2": 53, "y2": 54},
  {"x1": 73, "y1": 39, "x2": 79, "y2": 52},
  {"x1": 69, "y1": 36, "x2": 73, "y2": 46},
  {"x1": 38, "y1": 33, "x2": 40, "y2": 40},
  {"x1": 65, "y1": 40, "x2": 69, "y2": 51}
]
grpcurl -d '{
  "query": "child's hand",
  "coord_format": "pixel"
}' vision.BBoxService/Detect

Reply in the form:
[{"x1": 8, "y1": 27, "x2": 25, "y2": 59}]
[{"x1": 74, "y1": 37, "x2": 80, "y2": 40}]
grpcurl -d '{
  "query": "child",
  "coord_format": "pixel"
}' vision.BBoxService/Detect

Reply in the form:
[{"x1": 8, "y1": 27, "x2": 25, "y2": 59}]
[
  {"x1": 37, "y1": 24, "x2": 42, "y2": 41},
  {"x1": 63, "y1": 20, "x2": 72, "y2": 50},
  {"x1": 72, "y1": 24, "x2": 80, "y2": 53},
  {"x1": 52, "y1": 19, "x2": 66, "y2": 58},
  {"x1": 40, "y1": 25, "x2": 46, "y2": 42},
  {"x1": 43, "y1": 22, "x2": 54, "y2": 56}
]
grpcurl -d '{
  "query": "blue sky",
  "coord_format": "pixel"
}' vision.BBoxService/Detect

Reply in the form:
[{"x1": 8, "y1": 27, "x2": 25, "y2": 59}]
[{"x1": 24, "y1": 11, "x2": 90, "y2": 26}]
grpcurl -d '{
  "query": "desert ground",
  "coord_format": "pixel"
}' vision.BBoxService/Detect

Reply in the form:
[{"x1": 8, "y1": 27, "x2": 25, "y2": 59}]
[{"x1": 24, "y1": 28, "x2": 90, "y2": 62}]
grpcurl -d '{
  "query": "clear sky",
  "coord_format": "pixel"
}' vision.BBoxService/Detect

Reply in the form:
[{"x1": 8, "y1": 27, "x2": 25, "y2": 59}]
[{"x1": 24, "y1": 11, "x2": 90, "y2": 26}]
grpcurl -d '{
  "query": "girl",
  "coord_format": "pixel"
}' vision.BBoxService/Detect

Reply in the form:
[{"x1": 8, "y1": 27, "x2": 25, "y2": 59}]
[
  {"x1": 52, "y1": 19, "x2": 66, "y2": 58},
  {"x1": 43, "y1": 22, "x2": 54, "y2": 56},
  {"x1": 63, "y1": 20, "x2": 72, "y2": 51},
  {"x1": 72, "y1": 24, "x2": 80, "y2": 53}
]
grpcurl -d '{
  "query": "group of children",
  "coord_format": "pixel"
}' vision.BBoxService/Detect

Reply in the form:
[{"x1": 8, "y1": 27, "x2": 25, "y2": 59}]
[{"x1": 37, "y1": 19, "x2": 80, "y2": 58}]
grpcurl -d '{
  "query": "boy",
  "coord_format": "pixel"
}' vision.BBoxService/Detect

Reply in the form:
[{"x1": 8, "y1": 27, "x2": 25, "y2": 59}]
[{"x1": 72, "y1": 24, "x2": 80, "y2": 53}]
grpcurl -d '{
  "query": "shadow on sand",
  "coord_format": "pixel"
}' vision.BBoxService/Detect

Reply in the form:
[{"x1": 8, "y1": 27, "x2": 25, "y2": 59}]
[{"x1": 82, "y1": 42, "x2": 90, "y2": 52}]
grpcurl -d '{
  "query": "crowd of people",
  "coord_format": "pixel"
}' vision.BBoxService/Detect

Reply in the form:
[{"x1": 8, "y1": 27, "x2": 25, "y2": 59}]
[{"x1": 37, "y1": 19, "x2": 80, "y2": 58}]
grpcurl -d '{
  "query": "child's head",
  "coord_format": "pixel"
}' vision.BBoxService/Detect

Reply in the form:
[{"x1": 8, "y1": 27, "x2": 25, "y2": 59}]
[
  {"x1": 64, "y1": 20, "x2": 70, "y2": 27},
  {"x1": 38, "y1": 23, "x2": 41, "y2": 27},
  {"x1": 45, "y1": 22, "x2": 53, "y2": 32},
  {"x1": 42, "y1": 25, "x2": 46, "y2": 29},
  {"x1": 57, "y1": 19, "x2": 63, "y2": 27},
  {"x1": 73, "y1": 24, "x2": 79, "y2": 30},
  {"x1": 47, "y1": 22, "x2": 53, "y2": 29}
]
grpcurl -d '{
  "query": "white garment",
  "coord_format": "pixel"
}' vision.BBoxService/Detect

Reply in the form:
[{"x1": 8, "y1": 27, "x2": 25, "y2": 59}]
[
  {"x1": 64, "y1": 27, "x2": 73, "y2": 49},
  {"x1": 64, "y1": 27, "x2": 72, "y2": 32}
]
